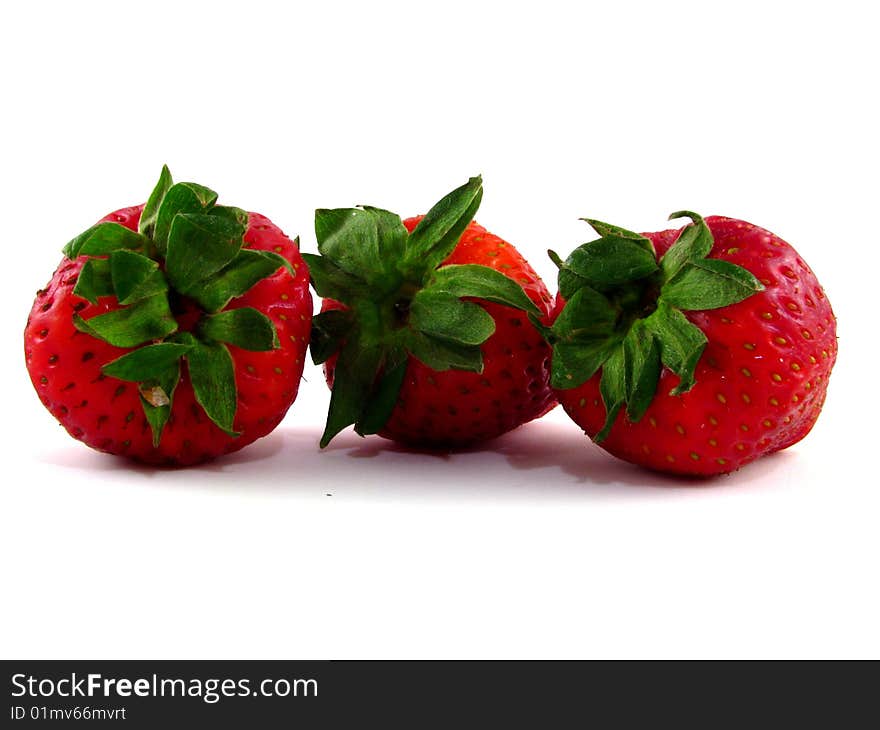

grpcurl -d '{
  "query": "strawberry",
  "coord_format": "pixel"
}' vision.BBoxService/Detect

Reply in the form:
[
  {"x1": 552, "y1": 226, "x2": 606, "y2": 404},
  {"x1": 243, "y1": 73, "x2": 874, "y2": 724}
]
[
  {"x1": 303, "y1": 176, "x2": 555, "y2": 448},
  {"x1": 24, "y1": 167, "x2": 312, "y2": 466},
  {"x1": 546, "y1": 213, "x2": 836, "y2": 476}
]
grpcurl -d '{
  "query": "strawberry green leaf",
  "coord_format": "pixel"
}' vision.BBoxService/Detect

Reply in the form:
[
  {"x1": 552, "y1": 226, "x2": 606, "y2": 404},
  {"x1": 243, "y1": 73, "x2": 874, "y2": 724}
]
[
  {"x1": 660, "y1": 212, "x2": 713, "y2": 280},
  {"x1": 581, "y1": 218, "x2": 655, "y2": 255},
  {"x1": 102, "y1": 342, "x2": 192, "y2": 381},
  {"x1": 139, "y1": 164, "x2": 174, "y2": 238},
  {"x1": 355, "y1": 350, "x2": 408, "y2": 437},
  {"x1": 73, "y1": 258, "x2": 114, "y2": 304},
  {"x1": 153, "y1": 181, "x2": 218, "y2": 254},
  {"x1": 558, "y1": 270, "x2": 590, "y2": 301},
  {"x1": 73, "y1": 294, "x2": 177, "y2": 348},
  {"x1": 428, "y1": 264, "x2": 541, "y2": 317},
  {"x1": 165, "y1": 213, "x2": 244, "y2": 295},
  {"x1": 195, "y1": 249, "x2": 292, "y2": 313},
  {"x1": 64, "y1": 222, "x2": 149, "y2": 259},
  {"x1": 550, "y1": 339, "x2": 616, "y2": 390},
  {"x1": 622, "y1": 320, "x2": 661, "y2": 422},
  {"x1": 310, "y1": 309, "x2": 354, "y2": 365},
  {"x1": 563, "y1": 236, "x2": 658, "y2": 291},
  {"x1": 362, "y1": 206, "x2": 408, "y2": 268},
  {"x1": 548, "y1": 250, "x2": 565, "y2": 269},
  {"x1": 643, "y1": 301, "x2": 706, "y2": 395},
  {"x1": 182, "y1": 335, "x2": 239, "y2": 436},
  {"x1": 313, "y1": 206, "x2": 408, "y2": 287},
  {"x1": 110, "y1": 249, "x2": 168, "y2": 305},
  {"x1": 139, "y1": 361, "x2": 181, "y2": 447},
  {"x1": 409, "y1": 290, "x2": 495, "y2": 346},
  {"x1": 405, "y1": 176, "x2": 483, "y2": 276},
  {"x1": 596, "y1": 344, "x2": 626, "y2": 442},
  {"x1": 209, "y1": 205, "x2": 249, "y2": 230},
  {"x1": 199, "y1": 307, "x2": 279, "y2": 351},
  {"x1": 300, "y1": 253, "x2": 367, "y2": 303},
  {"x1": 549, "y1": 247, "x2": 591, "y2": 301},
  {"x1": 550, "y1": 285, "x2": 618, "y2": 343},
  {"x1": 320, "y1": 340, "x2": 383, "y2": 448},
  {"x1": 178, "y1": 182, "x2": 218, "y2": 207},
  {"x1": 405, "y1": 331, "x2": 483, "y2": 373},
  {"x1": 660, "y1": 258, "x2": 764, "y2": 311},
  {"x1": 315, "y1": 208, "x2": 384, "y2": 284}
]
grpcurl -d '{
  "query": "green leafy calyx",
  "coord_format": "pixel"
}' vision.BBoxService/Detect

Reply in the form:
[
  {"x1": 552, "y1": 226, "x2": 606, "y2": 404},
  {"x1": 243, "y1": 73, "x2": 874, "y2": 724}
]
[
  {"x1": 65, "y1": 165, "x2": 290, "y2": 446},
  {"x1": 548, "y1": 212, "x2": 763, "y2": 441},
  {"x1": 304, "y1": 176, "x2": 542, "y2": 447}
]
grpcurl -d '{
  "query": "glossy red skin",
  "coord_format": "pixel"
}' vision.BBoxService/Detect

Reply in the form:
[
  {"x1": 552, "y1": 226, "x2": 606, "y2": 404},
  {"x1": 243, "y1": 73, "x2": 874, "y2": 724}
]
[
  {"x1": 25, "y1": 204, "x2": 312, "y2": 466},
  {"x1": 555, "y1": 216, "x2": 837, "y2": 476},
  {"x1": 325, "y1": 218, "x2": 556, "y2": 447}
]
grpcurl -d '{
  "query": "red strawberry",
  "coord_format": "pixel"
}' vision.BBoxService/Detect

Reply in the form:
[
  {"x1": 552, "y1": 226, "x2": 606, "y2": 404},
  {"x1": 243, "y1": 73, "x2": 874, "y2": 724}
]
[
  {"x1": 304, "y1": 177, "x2": 555, "y2": 448},
  {"x1": 547, "y1": 213, "x2": 836, "y2": 476},
  {"x1": 24, "y1": 167, "x2": 312, "y2": 466}
]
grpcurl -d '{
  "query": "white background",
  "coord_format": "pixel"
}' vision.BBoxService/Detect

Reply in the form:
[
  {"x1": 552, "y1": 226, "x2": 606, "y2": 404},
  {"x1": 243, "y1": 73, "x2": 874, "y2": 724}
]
[{"x1": 1, "y1": 1, "x2": 877, "y2": 659}]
